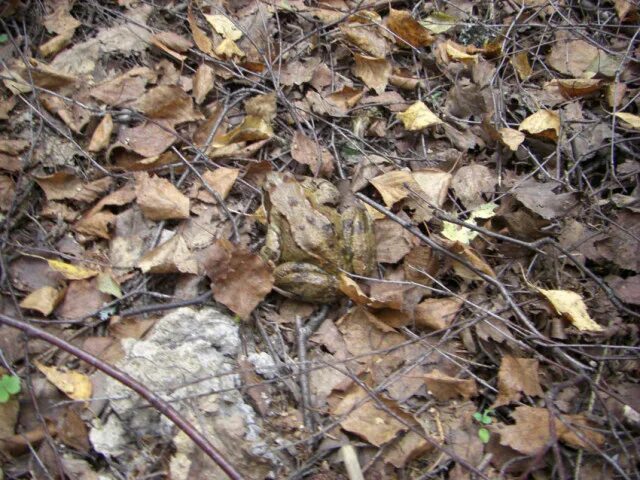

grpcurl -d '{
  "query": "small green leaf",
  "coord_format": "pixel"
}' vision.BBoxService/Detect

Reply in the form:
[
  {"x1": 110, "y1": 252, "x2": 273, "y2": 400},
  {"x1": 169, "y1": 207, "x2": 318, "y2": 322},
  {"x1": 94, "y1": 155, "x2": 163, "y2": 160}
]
[
  {"x1": 481, "y1": 415, "x2": 493, "y2": 425},
  {"x1": 0, "y1": 389, "x2": 9, "y2": 403},
  {"x1": 478, "y1": 427, "x2": 490, "y2": 443},
  {"x1": 2, "y1": 375, "x2": 20, "y2": 395},
  {"x1": 473, "y1": 412, "x2": 483, "y2": 422},
  {"x1": 0, "y1": 34, "x2": 8, "y2": 44}
]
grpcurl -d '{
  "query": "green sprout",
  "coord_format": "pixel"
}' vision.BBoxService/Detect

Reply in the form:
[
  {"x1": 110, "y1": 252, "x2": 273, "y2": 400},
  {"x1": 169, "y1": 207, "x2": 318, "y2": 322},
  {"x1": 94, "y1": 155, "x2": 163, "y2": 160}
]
[
  {"x1": 473, "y1": 409, "x2": 494, "y2": 444},
  {"x1": 0, "y1": 374, "x2": 21, "y2": 403}
]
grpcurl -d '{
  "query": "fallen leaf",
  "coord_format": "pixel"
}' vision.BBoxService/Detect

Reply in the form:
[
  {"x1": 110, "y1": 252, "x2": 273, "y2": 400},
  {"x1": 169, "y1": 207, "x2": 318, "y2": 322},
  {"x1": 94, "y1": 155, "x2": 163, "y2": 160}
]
[
  {"x1": 510, "y1": 178, "x2": 576, "y2": 220},
  {"x1": 442, "y1": 202, "x2": 498, "y2": 244},
  {"x1": 446, "y1": 241, "x2": 496, "y2": 280},
  {"x1": 291, "y1": 131, "x2": 334, "y2": 176},
  {"x1": 135, "y1": 172, "x2": 190, "y2": 221},
  {"x1": 203, "y1": 239, "x2": 274, "y2": 320},
  {"x1": 615, "y1": 112, "x2": 640, "y2": 130},
  {"x1": 90, "y1": 68, "x2": 154, "y2": 106},
  {"x1": 0, "y1": 175, "x2": 16, "y2": 207},
  {"x1": 135, "y1": 85, "x2": 203, "y2": 126},
  {"x1": 607, "y1": 276, "x2": 640, "y2": 306},
  {"x1": 451, "y1": 164, "x2": 496, "y2": 209},
  {"x1": 151, "y1": 31, "x2": 193, "y2": 53},
  {"x1": 387, "y1": 9, "x2": 434, "y2": 48},
  {"x1": 198, "y1": 167, "x2": 240, "y2": 202},
  {"x1": 19, "y1": 286, "x2": 65, "y2": 316},
  {"x1": 56, "y1": 278, "x2": 110, "y2": 319},
  {"x1": 117, "y1": 122, "x2": 176, "y2": 157},
  {"x1": 421, "y1": 12, "x2": 458, "y2": 34},
  {"x1": 547, "y1": 35, "x2": 598, "y2": 77},
  {"x1": 34, "y1": 172, "x2": 112, "y2": 203},
  {"x1": 204, "y1": 14, "x2": 242, "y2": 41},
  {"x1": 340, "y1": 17, "x2": 388, "y2": 58},
  {"x1": 215, "y1": 115, "x2": 272, "y2": 146},
  {"x1": 370, "y1": 170, "x2": 415, "y2": 206},
  {"x1": 354, "y1": 54, "x2": 391, "y2": 95},
  {"x1": 498, "y1": 127, "x2": 525, "y2": 151},
  {"x1": 424, "y1": 370, "x2": 477, "y2": 400},
  {"x1": 188, "y1": 6, "x2": 214, "y2": 55},
  {"x1": 279, "y1": 58, "x2": 321, "y2": 87},
  {"x1": 96, "y1": 273, "x2": 122, "y2": 298},
  {"x1": 511, "y1": 52, "x2": 532, "y2": 80},
  {"x1": 39, "y1": 29, "x2": 75, "y2": 57},
  {"x1": 245, "y1": 92, "x2": 277, "y2": 122},
  {"x1": 536, "y1": 288, "x2": 603, "y2": 332},
  {"x1": 35, "y1": 361, "x2": 92, "y2": 402},
  {"x1": 499, "y1": 406, "x2": 604, "y2": 455},
  {"x1": 88, "y1": 114, "x2": 113, "y2": 152},
  {"x1": 374, "y1": 217, "x2": 412, "y2": 263},
  {"x1": 193, "y1": 64, "x2": 215, "y2": 104},
  {"x1": 415, "y1": 297, "x2": 464, "y2": 330},
  {"x1": 47, "y1": 258, "x2": 98, "y2": 280},
  {"x1": 137, "y1": 234, "x2": 198, "y2": 274},
  {"x1": 614, "y1": 0, "x2": 638, "y2": 21},
  {"x1": 444, "y1": 40, "x2": 479, "y2": 65},
  {"x1": 214, "y1": 38, "x2": 245, "y2": 59},
  {"x1": 397, "y1": 101, "x2": 442, "y2": 131},
  {"x1": 519, "y1": 109, "x2": 561, "y2": 141},
  {"x1": 494, "y1": 356, "x2": 544, "y2": 406},
  {"x1": 555, "y1": 78, "x2": 602, "y2": 98}
]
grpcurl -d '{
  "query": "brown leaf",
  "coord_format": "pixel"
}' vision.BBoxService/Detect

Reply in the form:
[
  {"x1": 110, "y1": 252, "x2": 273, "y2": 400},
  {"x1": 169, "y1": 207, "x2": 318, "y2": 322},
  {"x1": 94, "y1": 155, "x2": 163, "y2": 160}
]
[
  {"x1": 354, "y1": 54, "x2": 391, "y2": 95},
  {"x1": 446, "y1": 241, "x2": 496, "y2": 280},
  {"x1": 214, "y1": 115, "x2": 272, "y2": 146},
  {"x1": 117, "y1": 121, "x2": 176, "y2": 157},
  {"x1": 547, "y1": 34, "x2": 598, "y2": 77},
  {"x1": 90, "y1": 68, "x2": 155, "y2": 106},
  {"x1": 193, "y1": 64, "x2": 215, "y2": 105},
  {"x1": 424, "y1": 370, "x2": 478, "y2": 400},
  {"x1": 340, "y1": 17, "x2": 388, "y2": 58},
  {"x1": 519, "y1": 109, "x2": 561, "y2": 141},
  {"x1": 56, "y1": 278, "x2": 110, "y2": 319},
  {"x1": 88, "y1": 114, "x2": 113, "y2": 152},
  {"x1": 34, "y1": 172, "x2": 112, "y2": 203},
  {"x1": 451, "y1": 164, "x2": 496, "y2": 209},
  {"x1": 279, "y1": 58, "x2": 321, "y2": 86},
  {"x1": 197, "y1": 167, "x2": 240, "y2": 202},
  {"x1": 57, "y1": 408, "x2": 90, "y2": 453},
  {"x1": 498, "y1": 406, "x2": 604, "y2": 455},
  {"x1": 75, "y1": 185, "x2": 136, "y2": 239},
  {"x1": 39, "y1": 29, "x2": 75, "y2": 57},
  {"x1": 135, "y1": 172, "x2": 190, "y2": 221},
  {"x1": 607, "y1": 275, "x2": 640, "y2": 306},
  {"x1": 188, "y1": 6, "x2": 214, "y2": 55},
  {"x1": 510, "y1": 178, "x2": 577, "y2": 220},
  {"x1": 383, "y1": 430, "x2": 432, "y2": 468},
  {"x1": 244, "y1": 93, "x2": 277, "y2": 122},
  {"x1": 20, "y1": 286, "x2": 65, "y2": 316},
  {"x1": 291, "y1": 131, "x2": 334, "y2": 176},
  {"x1": 203, "y1": 239, "x2": 274, "y2": 320},
  {"x1": 135, "y1": 85, "x2": 203, "y2": 126},
  {"x1": 137, "y1": 234, "x2": 198, "y2": 274},
  {"x1": 397, "y1": 101, "x2": 442, "y2": 130},
  {"x1": 41, "y1": 93, "x2": 91, "y2": 133},
  {"x1": 510, "y1": 52, "x2": 532, "y2": 80},
  {"x1": 415, "y1": 297, "x2": 463, "y2": 330},
  {"x1": 494, "y1": 356, "x2": 544, "y2": 406},
  {"x1": 374, "y1": 217, "x2": 412, "y2": 264},
  {"x1": 387, "y1": 9, "x2": 434, "y2": 48},
  {"x1": 330, "y1": 382, "x2": 411, "y2": 446},
  {"x1": 44, "y1": 5, "x2": 80, "y2": 34}
]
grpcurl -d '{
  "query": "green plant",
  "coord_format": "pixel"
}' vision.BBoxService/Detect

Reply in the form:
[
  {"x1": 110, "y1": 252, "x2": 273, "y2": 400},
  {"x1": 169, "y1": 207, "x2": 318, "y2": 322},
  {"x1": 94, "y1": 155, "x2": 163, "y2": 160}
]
[
  {"x1": 0, "y1": 374, "x2": 21, "y2": 403},
  {"x1": 473, "y1": 409, "x2": 494, "y2": 444}
]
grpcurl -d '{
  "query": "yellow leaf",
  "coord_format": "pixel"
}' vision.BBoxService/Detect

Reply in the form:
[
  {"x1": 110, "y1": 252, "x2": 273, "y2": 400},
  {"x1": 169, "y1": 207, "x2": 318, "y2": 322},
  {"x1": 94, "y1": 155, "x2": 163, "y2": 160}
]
[
  {"x1": 370, "y1": 170, "x2": 415, "y2": 206},
  {"x1": 214, "y1": 38, "x2": 245, "y2": 59},
  {"x1": 445, "y1": 41, "x2": 479, "y2": 64},
  {"x1": 615, "y1": 112, "x2": 640, "y2": 130},
  {"x1": 47, "y1": 259, "x2": 99, "y2": 280},
  {"x1": 498, "y1": 128, "x2": 525, "y2": 151},
  {"x1": 353, "y1": 54, "x2": 391, "y2": 95},
  {"x1": 35, "y1": 361, "x2": 92, "y2": 401},
  {"x1": 511, "y1": 52, "x2": 532, "y2": 80},
  {"x1": 214, "y1": 115, "x2": 272, "y2": 146},
  {"x1": 397, "y1": 101, "x2": 442, "y2": 131},
  {"x1": 537, "y1": 288, "x2": 603, "y2": 332},
  {"x1": 19, "y1": 286, "x2": 65, "y2": 316},
  {"x1": 519, "y1": 109, "x2": 560, "y2": 142},
  {"x1": 204, "y1": 14, "x2": 242, "y2": 41}
]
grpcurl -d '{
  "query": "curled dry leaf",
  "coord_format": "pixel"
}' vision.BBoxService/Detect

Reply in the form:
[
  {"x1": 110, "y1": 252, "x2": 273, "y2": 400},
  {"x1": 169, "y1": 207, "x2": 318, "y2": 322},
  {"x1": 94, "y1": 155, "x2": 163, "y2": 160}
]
[
  {"x1": 135, "y1": 172, "x2": 190, "y2": 221},
  {"x1": 39, "y1": 29, "x2": 75, "y2": 57},
  {"x1": 536, "y1": 287, "x2": 603, "y2": 332},
  {"x1": 137, "y1": 234, "x2": 198, "y2": 274},
  {"x1": 615, "y1": 112, "x2": 640, "y2": 130},
  {"x1": 47, "y1": 258, "x2": 98, "y2": 280},
  {"x1": 498, "y1": 127, "x2": 525, "y2": 151},
  {"x1": 424, "y1": 370, "x2": 477, "y2": 400},
  {"x1": 443, "y1": 40, "x2": 479, "y2": 65},
  {"x1": 519, "y1": 109, "x2": 560, "y2": 141},
  {"x1": 19, "y1": 286, "x2": 65, "y2": 316},
  {"x1": 214, "y1": 38, "x2": 245, "y2": 59},
  {"x1": 214, "y1": 116, "x2": 272, "y2": 146},
  {"x1": 555, "y1": 78, "x2": 602, "y2": 98},
  {"x1": 397, "y1": 101, "x2": 442, "y2": 131},
  {"x1": 444, "y1": 241, "x2": 496, "y2": 280},
  {"x1": 291, "y1": 131, "x2": 334, "y2": 176},
  {"x1": 203, "y1": 239, "x2": 274, "y2": 320},
  {"x1": 204, "y1": 14, "x2": 242, "y2": 41},
  {"x1": 494, "y1": 356, "x2": 544, "y2": 406},
  {"x1": 88, "y1": 114, "x2": 113, "y2": 152},
  {"x1": 35, "y1": 361, "x2": 92, "y2": 402},
  {"x1": 188, "y1": 7, "x2": 214, "y2": 55},
  {"x1": 353, "y1": 54, "x2": 391, "y2": 95},
  {"x1": 387, "y1": 9, "x2": 434, "y2": 48}
]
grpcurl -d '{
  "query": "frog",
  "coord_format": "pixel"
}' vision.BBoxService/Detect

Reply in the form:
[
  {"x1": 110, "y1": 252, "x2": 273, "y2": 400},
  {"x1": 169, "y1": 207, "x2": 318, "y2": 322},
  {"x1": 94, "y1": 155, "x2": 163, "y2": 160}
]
[{"x1": 261, "y1": 172, "x2": 376, "y2": 303}]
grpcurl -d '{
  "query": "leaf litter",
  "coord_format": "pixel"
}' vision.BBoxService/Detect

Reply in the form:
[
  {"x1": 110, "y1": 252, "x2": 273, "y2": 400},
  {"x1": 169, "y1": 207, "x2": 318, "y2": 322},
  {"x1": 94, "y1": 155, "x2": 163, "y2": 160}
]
[{"x1": 0, "y1": 1, "x2": 638, "y2": 479}]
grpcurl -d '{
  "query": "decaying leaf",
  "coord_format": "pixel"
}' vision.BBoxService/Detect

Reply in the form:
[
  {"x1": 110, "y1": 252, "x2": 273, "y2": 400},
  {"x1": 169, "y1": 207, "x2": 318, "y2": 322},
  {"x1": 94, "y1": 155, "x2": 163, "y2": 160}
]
[
  {"x1": 138, "y1": 234, "x2": 198, "y2": 274},
  {"x1": 353, "y1": 54, "x2": 391, "y2": 95},
  {"x1": 203, "y1": 239, "x2": 274, "y2": 320},
  {"x1": 510, "y1": 178, "x2": 576, "y2": 220},
  {"x1": 519, "y1": 109, "x2": 561, "y2": 141},
  {"x1": 511, "y1": 52, "x2": 532, "y2": 80},
  {"x1": 415, "y1": 297, "x2": 464, "y2": 330},
  {"x1": 397, "y1": 101, "x2": 442, "y2": 131},
  {"x1": 193, "y1": 64, "x2": 215, "y2": 105},
  {"x1": 88, "y1": 114, "x2": 113, "y2": 152},
  {"x1": 387, "y1": 9, "x2": 434, "y2": 48},
  {"x1": 204, "y1": 14, "x2": 242, "y2": 41},
  {"x1": 35, "y1": 361, "x2": 92, "y2": 402},
  {"x1": 20, "y1": 286, "x2": 65, "y2": 316},
  {"x1": 424, "y1": 370, "x2": 477, "y2": 400},
  {"x1": 291, "y1": 131, "x2": 334, "y2": 176},
  {"x1": 494, "y1": 356, "x2": 544, "y2": 406},
  {"x1": 536, "y1": 287, "x2": 603, "y2": 332},
  {"x1": 135, "y1": 172, "x2": 190, "y2": 221},
  {"x1": 198, "y1": 167, "x2": 240, "y2": 202},
  {"x1": 34, "y1": 172, "x2": 112, "y2": 203}
]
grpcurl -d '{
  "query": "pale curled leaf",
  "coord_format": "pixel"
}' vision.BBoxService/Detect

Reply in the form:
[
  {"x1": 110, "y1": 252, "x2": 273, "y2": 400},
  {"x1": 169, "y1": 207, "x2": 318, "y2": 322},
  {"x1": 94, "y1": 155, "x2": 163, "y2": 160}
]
[
  {"x1": 20, "y1": 286, "x2": 65, "y2": 316},
  {"x1": 35, "y1": 361, "x2": 92, "y2": 402},
  {"x1": 537, "y1": 288, "x2": 603, "y2": 332},
  {"x1": 615, "y1": 112, "x2": 640, "y2": 130},
  {"x1": 204, "y1": 14, "x2": 242, "y2": 41},
  {"x1": 48, "y1": 259, "x2": 99, "y2": 280},
  {"x1": 397, "y1": 101, "x2": 442, "y2": 131},
  {"x1": 519, "y1": 109, "x2": 560, "y2": 141}
]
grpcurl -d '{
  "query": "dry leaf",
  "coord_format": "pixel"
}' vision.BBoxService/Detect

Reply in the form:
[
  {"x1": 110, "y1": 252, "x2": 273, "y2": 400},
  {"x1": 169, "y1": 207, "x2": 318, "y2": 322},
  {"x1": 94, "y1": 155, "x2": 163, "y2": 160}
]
[
  {"x1": 547, "y1": 36, "x2": 598, "y2": 77},
  {"x1": 555, "y1": 78, "x2": 602, "y2": 98},
  {"x1": 615, "y1": 112, "x2": 640, "y2": 130},
  {"x1": 215, "y1": 115, "x2": 272, "y2": 146},
  {"x1": 397, "y1": 101, "x2": 442, "y2": 131},
  {"x1": 291, "y1": 131, "x2": 334, "y2": 176},
  {"x1": 353, "y1": 54, "x2": 391, "y2": 95},
  {"x1": 424, "y1": 370, "x2": 477, "y2": 400},
  {"x1": 536, "y1": 288, "x2": 603, "y2": 332},
  {"x1": 20, "y1": 286, "x2": 65, "y2": 316},
  {"x1": 90, "y1": 68, "x2": 154, "y2": 106},
  {"x1": 340, "y1": 19, "x2": 388, "y2": 58},
  {"x1": 135, "y1": 85, "x2": 203, "y2": 126},
  {"x1": 56, "y1": 278, "x2": 110, "y2": 319},
  {"x1": 214, "y1": 38, "x2": 245, "y2": 59},
  {"x1": 199, "y1": 167, "x2": 240, "y2": 201},
  {"x1": 203, "y1": 239, "x2": 274, "y2": 320},
  {"x1": 370, "y1": 170, "x2": 415, "y2": 206},
  {"x1": 245, "y1": 93, "x2": 277, "y2": 122},
  {"x1": 415, "y1": 297, "x2": 463, "y2": 330},
  {"x1": 47, "y1": 258, "x2": 98, "y2": 280},
  {"x1": 451, "y1": 164, "x2": 496, "y2": 209},
  {"x1": 421, "y1": 12, "x2": 458, "y2": 34},
  {"x1": 135, "y1": 172, "x2": 190, "y2": 221},
  {"x1": 39, "y1": 29, "x2": 74, "y2": 57},
  {"x1": 188, "y1": 6, "x2": 214, "y2": 55},
  {"x1": 193, "y1": 64, "x2": 215, "y2": 105},
  {"x1": 88, "y1": 114, "x2": 113, "y2": 152},
  {"x1": 117, "y1": 122, "x2": 176, "y2": 157},
  {"x1": 204, "y1": 14, "x2": 242, "y2": 41},
  {"x1": 511, "y1": 178, "x2": 576, "y2": 220},
  {"x1": 137, "y1": 234, "x2": 198, "y2": 274},
  {"x1": 511, "y1": 52, "x2": 532, "y2": 80},
  {"x1": 498, "y1": 128, "x2": 525, "y2": 151},
  {"x1": 387, "y1": 9, "x2": 434, "y2": 48},
  {"x1": 35, "y1": 361, "x2": 92, "y2": 402},
  {"x1": 444, "y1": 40, "x2": 479, "y2": 64},
  {"x1": 494, "y1": 356, "x2": 544, "y2": 406},
  {"x1": 445, "y1": 241, "x2": 495, "y2": 280},
  {"x1": 519, "y1": 109, "x2": 560, "y2": 141}
]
